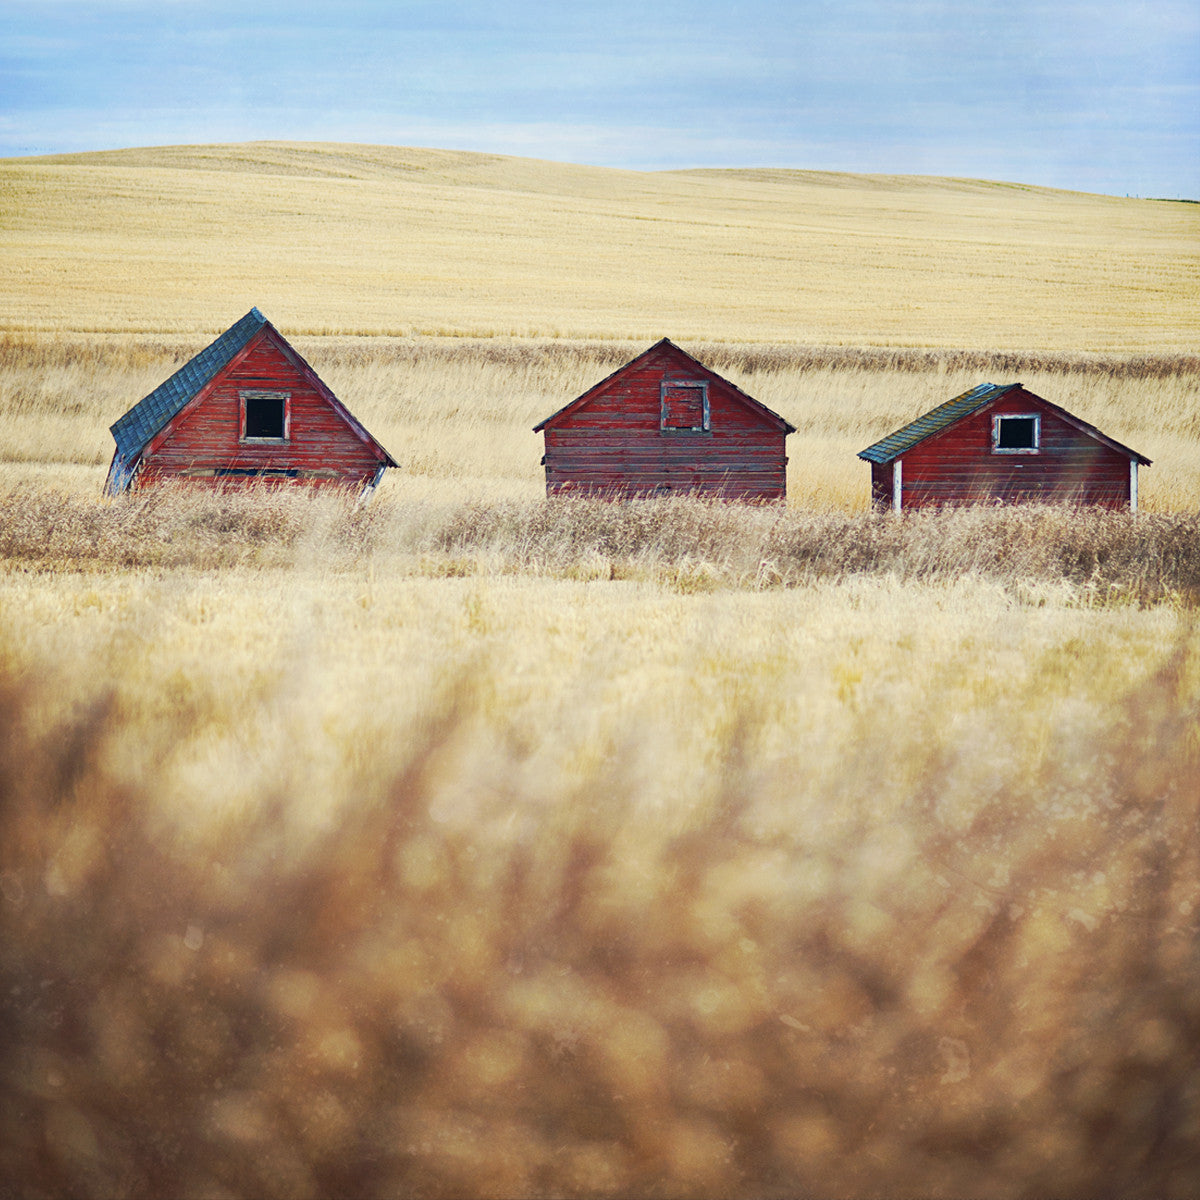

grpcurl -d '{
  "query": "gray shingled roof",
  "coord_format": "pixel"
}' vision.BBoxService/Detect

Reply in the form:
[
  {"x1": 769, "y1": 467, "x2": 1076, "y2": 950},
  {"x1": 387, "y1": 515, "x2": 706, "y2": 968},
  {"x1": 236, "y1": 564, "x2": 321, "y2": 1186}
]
[
  {"x1": 110, "y1": 308, "x2": 268, "y2": 458},
  {"x1": 858, "y1": 382, "x2": 1017, "y2": 464}
]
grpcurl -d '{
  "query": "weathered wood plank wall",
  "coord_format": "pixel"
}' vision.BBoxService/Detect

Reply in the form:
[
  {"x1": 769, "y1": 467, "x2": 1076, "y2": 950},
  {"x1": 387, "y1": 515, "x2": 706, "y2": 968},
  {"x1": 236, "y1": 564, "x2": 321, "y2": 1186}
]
[
  {"x1": 891, "y1": 388, "x2": 1133, "y2": 509},
  {"x1": 540, "y1": 342, "x2": 790, "y2": 500},
  {"x1": 140, "y1": 330, "x2": 385, "y2": 489}
]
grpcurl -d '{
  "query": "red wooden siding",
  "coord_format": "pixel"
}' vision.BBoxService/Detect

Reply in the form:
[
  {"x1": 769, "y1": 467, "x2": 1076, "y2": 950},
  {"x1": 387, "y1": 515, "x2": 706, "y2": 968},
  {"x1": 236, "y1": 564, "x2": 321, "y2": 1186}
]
[
  {"x1": 540, "y1": 343, "x2": 789, "y2": 500},
  {"x1": 138, "y1": 329, "x2": 386, "y2": 489},
  {"x1": 893, "y1": 388, "x2": 1134, "y2": 510}
]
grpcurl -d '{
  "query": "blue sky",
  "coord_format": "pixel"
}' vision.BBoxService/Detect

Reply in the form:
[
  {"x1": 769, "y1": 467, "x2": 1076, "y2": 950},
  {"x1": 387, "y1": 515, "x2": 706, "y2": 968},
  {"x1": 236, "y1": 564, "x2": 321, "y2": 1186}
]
[{"x1": 2, "y1": 0, "x2": 1198, "y2": 197}]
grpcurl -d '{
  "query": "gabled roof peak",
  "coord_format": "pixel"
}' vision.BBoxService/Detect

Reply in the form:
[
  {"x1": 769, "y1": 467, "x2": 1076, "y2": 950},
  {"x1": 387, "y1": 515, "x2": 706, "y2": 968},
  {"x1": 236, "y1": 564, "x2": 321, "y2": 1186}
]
[
  {"x1": 533, "y1": 337, "x2": 796, "y2": 434},
  {"x1": 858, "y1": 381, "x2": 1151, "y2": 467},
  {"x1": 105, "y1": 308, "x2": 397, "y2": 494}
]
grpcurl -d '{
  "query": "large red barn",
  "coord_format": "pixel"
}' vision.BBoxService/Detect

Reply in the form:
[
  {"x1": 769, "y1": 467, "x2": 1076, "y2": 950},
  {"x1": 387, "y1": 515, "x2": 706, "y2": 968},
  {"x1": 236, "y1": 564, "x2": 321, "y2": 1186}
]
[
  {"x1": 105, "y1": 308, "x2": 395, "y2": 495},
  {"x1": 534, "y1": 339, "x2": 794, "y2": 499},
  {"x1": 859, "y1": 382, "x2": 1150, "y2": 510}
]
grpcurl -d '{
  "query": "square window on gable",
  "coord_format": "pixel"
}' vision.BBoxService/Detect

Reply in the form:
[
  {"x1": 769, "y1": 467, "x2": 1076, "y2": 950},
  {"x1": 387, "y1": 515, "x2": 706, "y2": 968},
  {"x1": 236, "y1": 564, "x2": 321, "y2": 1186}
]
[
  {"x1": 993, "y1": 413, "x2": 1039, "y2": 453},
  {"x1": 661, "y1": 381, "x2": 709, "y2": 432},
  {"x1": 242, "y1": 391, "x2": 289, "y2": 441}
]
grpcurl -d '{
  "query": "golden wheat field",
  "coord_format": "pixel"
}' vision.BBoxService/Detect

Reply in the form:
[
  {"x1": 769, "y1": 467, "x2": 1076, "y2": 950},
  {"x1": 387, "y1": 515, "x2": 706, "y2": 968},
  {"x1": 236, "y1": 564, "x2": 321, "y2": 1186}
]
[
  {"x1": 2, "y1": 143, "x2": 1200, "y2": 1198},
  {"x1": 2, "y1": 141, "x2": 1199, "y2": 348}
]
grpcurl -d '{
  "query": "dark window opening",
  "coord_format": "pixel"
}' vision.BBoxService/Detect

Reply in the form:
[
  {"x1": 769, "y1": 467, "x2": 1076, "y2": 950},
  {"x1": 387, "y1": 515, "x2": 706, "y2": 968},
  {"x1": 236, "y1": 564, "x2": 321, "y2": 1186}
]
[
  {"x1": 215, "y1": 468, "x2": 299, "y2": 478},
  {"x1": 243, "y1": 394, "x2": 287, "y2": 440},
  {"x1": 661, "y1": 382, "x2": 709, "y2": 431},
  {"x1": 994, "y1": 415, "x2": 1038, "y2": 452}
]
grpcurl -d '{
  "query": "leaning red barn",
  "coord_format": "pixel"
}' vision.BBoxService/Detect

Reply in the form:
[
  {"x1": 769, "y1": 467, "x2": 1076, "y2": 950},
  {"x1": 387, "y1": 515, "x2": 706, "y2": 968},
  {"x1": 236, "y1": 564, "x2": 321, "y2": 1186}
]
[
  {"x1": 534, "y1": 339, "x2": 794, "y2": 499},
  {"x1": 859, "y1": 382, "x2": 1150, "y2": 511},
  {"x1": 105, "y1": 308, "x2": 395, "y2": 495}
]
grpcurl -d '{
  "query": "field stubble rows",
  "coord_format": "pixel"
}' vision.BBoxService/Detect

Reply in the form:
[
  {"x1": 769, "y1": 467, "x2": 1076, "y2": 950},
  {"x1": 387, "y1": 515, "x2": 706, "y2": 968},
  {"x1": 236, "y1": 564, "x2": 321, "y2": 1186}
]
[{"x1": 4, "y1": 142, "x2": 1197, "y2": 349}]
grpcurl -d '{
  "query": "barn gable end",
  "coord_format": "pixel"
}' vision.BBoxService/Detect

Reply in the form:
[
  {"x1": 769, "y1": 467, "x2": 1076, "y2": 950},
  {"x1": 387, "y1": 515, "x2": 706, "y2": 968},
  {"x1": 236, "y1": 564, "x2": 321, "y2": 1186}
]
[
  {"x1": 534, "y1": 339, "x2": 794, "y2": 500},
  {"x1": 105, "y1": 309, "x2": 396, "y2": 495},
  {"x1": 859, "y1": 383, "x2": 1150, "y2": 510}
]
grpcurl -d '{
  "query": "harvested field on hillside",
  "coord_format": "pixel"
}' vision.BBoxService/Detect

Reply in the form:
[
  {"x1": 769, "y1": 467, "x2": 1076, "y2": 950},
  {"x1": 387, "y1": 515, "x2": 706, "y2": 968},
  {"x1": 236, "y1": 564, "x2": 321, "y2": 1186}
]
[{"x1": 3, "y1": 142, "x2": 1197, "y2": 349}]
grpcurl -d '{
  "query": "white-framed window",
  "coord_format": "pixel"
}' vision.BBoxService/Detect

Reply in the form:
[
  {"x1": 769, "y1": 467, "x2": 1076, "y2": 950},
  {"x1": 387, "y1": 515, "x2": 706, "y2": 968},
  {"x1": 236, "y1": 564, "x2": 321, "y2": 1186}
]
[
  {"x1": 240, "y1": 390, "x2": 290, "y2": 441},
  {"x1": 992, "y1": 413, "x2": 1039, "y2": 454},
  {"x1": 661, "y1": 381, "x2": 710, "y2": 432}
]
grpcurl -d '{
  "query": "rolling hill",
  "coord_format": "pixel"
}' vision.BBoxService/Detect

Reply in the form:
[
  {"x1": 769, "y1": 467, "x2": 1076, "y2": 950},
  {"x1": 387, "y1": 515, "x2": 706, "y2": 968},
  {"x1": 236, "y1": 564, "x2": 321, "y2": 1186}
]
[{"x1": 2, "y1": 141, "x2": 1196, "y2": 351}]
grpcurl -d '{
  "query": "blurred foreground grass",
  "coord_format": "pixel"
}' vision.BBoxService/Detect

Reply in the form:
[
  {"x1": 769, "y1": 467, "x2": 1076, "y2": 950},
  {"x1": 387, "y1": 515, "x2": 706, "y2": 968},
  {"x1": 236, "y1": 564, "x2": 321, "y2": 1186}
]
[{"x1": 1, "y1": 487, "x2": 1198, "y2": 1197}]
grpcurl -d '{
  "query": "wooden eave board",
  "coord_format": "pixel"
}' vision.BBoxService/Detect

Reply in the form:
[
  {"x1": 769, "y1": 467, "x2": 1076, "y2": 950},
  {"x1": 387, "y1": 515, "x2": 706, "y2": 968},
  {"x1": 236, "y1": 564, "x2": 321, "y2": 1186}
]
[
  {"x1": 534, "y1": 338, "x2": 796, "y2": 434},
  {"x1": 259, "y1": 326, "x2": 398, "y2": 466},
  {"x1": 1026, "y1": 394, "x2": 1151, "y2": 466}
]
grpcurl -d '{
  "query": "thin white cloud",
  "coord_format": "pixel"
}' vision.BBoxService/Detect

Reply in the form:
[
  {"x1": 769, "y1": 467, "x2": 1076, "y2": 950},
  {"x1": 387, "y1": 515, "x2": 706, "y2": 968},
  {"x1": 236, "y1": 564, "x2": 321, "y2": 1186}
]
[{"x1": 0, "y1": 0, "x2": 1196, "y2": 197}]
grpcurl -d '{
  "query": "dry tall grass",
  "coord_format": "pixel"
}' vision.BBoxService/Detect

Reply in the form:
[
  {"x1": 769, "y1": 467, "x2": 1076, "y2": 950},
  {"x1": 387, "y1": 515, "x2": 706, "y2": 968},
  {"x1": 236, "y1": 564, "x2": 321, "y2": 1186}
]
[
  {"x1": 4, "y1": 485, "x2": 1200, "y2": 606},
  {"x1": 3, "y1": 333, "x2": 1198, "y2": 510},
  {"x1": 3, "y1": 142, "x2": 1197, "y2": 349},
  {"x1": 1, "y1": 487, "x2": 1198, "y2": 1197}
]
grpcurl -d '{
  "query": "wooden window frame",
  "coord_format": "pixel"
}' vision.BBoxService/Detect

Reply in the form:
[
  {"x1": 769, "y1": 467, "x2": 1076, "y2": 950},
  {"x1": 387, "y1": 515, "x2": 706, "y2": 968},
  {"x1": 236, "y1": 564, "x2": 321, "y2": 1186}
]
[
  {"x1": 240, "y1": 390, "x2": 290, "y2": 443},
  {"x1": 660, "y1": 381, "x2": 710, "y2": 433},
  {"x1": 992, "y1": 413, "x2": 1040, "y2": 455}
]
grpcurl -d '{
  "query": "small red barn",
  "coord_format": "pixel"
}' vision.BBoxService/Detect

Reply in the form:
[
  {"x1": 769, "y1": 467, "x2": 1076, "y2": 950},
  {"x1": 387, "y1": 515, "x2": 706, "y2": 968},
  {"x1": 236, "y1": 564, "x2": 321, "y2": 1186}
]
[
  {"x1": 105, "y1": 308, "x2": 396, "y2": 495},
  {"x1": 534, "y1": 339, "x2": 794, "y2": 499},
  {"x1": 859, "y1": 382, "x2": 1150, "y2": 511}
]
